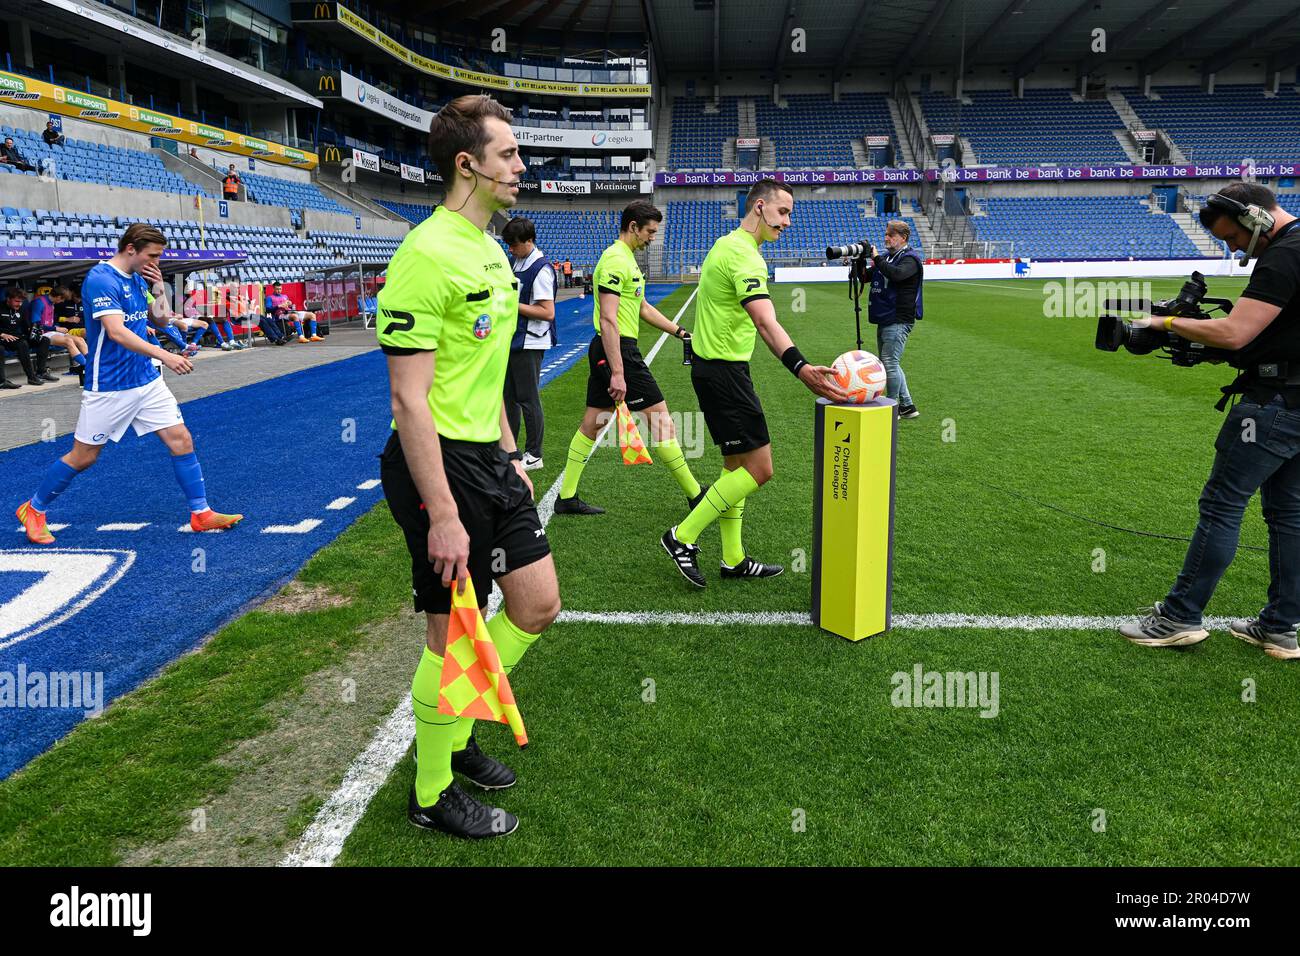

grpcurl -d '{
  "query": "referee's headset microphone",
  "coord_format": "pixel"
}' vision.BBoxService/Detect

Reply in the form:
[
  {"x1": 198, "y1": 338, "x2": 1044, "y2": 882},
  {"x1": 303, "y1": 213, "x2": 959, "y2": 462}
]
[
  {"x1": 1207, "y1": 193, "x2": 1275, "y2": 265},
  {"x1": 449, "y1": 160, "x2": 526, "y2": 212},
  {"x1": 748, "y1": 200, "x2": 783, "y2": 239}
]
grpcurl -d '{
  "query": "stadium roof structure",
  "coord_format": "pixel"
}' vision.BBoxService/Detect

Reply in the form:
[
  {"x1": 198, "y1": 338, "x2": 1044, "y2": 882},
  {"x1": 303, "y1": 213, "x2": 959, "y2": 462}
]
[
  {"x1": 0, "y1": 248, "x2": 248, "y2": 284},
  {"x1": 417, "y1": 0, "x2": 1300, "y2": 82},
  {"x1": 0, "y1": 0, "x2": 323, "y2": 108}
]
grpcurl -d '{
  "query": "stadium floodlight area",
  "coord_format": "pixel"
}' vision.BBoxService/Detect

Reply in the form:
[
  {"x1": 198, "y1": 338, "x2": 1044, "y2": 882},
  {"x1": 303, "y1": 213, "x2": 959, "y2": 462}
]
[
  {"x1": 1119, "y1": 85, "x2": 1300, "y2": 164},
  {"x1": 0, "y1": 123, "x2": 208, "y2": 196},
  {"x1": 667, "y1": 96, "x2": 741, "y2": 169},
  {"x1": 971, "y1": 195, "x2": 1200, "y2": 259},
  {"x1": 918, "y1": 89, "x2": 1131, "y2": 166},
  {"x1": 755, "y1": 93, "x2": 900, "y2": 168},
  {"x1": 375, "y1": 200, "x2": 435, "y2": 224}
]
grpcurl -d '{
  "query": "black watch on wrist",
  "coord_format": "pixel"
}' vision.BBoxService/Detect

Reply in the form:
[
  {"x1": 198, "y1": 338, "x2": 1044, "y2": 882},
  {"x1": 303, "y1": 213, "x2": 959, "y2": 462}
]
[{"x1": 507, "y1": 450, "x2": 523, "y2": 462}]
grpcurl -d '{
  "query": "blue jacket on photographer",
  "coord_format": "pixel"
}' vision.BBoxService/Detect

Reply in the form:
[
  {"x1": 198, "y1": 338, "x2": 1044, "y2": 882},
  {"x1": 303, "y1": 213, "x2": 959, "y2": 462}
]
[
  {"x1": 1119, "y1": 182, "x2": 1300, "y2": 659},
  {"x1": 865, "y1": 229, "x2": 924, "y2": 327},
  {"x1": 855, "y1": 220, "x2": 923, "y2": 418}
]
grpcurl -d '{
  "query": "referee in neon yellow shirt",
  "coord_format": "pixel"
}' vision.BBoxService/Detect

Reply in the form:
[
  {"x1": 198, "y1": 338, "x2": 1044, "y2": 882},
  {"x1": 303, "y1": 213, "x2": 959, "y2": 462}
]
[
  {"x1": 554, "y1": 201, "x2": 707, "y2": 515},
  {"x1": 661, "y1": 179, "x2": 849, "y2": 587},
  {"x1": 377, "y1": 95, "x2": 560, "y2": 839}
]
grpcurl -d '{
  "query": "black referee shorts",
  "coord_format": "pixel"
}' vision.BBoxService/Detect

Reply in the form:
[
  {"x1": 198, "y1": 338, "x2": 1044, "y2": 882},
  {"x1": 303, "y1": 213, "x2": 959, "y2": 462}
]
[
  {"x1": 585, "y1": 334, "x2": 665, "y2": 411},
  {"x1": 691, "y1": 357, "x2": 771, "y2": 454},
  {"x1": 380, "y1": 431, "x2": 551, "y2": 614}
]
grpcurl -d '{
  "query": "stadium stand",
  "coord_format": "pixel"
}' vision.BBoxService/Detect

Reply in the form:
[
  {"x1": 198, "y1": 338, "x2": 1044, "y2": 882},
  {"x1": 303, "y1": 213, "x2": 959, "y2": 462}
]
[
  {"x1": 970, "y1": 195, "x2": 1200, "y2": 258},
  {"x1": 918, "y1": 89, "x2": 1130, "y2": 165},
  {"x1": 233, "y1": 169, "x2": 354, "y2": 217},
  {"x1": 756, "y1": 93, "x2": 899, "y2": 168},
  {"x1": 0, "y1": 208, "x2": 402, "y2": 283},
  {"x1": 661, "y1": 199, "x2": 921, "y2": 274},
  {"x1": 668, "y1": 96, "x2": 739, "y2": 168},
  {"x1": 0, "y1": 123, "x2": 207, "y2": 196},
  {"x1": 1120, "y1": 85, "x2": 1300, "y2": 164},
  {"x1": 376, "y1": 200, "x2": 435, "y2": 223},
  {"x1": 310, "y1": 230, "x2": 401, "y2": 262},
  {"x1": 504, "y1": 208, "x2": 621, "y2": 271}
]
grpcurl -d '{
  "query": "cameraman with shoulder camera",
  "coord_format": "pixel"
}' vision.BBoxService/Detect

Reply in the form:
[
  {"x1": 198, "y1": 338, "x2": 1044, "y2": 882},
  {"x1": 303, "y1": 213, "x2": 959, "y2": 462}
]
[{"x1": 1120, "y1": 183, "x2": 1300, "y2": 659}]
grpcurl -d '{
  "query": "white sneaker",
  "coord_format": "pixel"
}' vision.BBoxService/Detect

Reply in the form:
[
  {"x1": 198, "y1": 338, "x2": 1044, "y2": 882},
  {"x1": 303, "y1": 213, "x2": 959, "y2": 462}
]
[{"x1": 521, "y1": 453, "x2": 544, "y2": 471}]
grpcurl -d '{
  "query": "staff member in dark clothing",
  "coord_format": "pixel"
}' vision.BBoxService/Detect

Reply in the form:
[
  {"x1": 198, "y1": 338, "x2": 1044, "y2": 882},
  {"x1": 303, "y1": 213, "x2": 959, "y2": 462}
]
[
  {"x1": 1120, "y1": 182, "x2": 1300, "y2": 660},
  {"x1": 502, "y1": 216, "x2": 556, "y2": 471},
  {"x1": 0, "y1": 287, "x2": 49, "y2": 388},
  {"x1": 862, "y1": 220, "x2": 923, "y2": 419},
  {"x1": 42, "y1": 121, "x2": 64, "y2": 147}
]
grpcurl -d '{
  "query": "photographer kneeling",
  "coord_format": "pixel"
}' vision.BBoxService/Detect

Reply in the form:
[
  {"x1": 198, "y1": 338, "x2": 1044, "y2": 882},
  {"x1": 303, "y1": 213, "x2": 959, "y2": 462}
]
[{"x1": 1121, "y1": 183, "x2": 1300, "y2": 660}]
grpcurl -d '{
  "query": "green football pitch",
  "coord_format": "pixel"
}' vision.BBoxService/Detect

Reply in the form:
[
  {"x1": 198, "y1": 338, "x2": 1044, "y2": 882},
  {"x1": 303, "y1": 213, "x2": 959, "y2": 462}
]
[{"x1": 5, "y1": 276, "x2": 1300, "y2": 867}]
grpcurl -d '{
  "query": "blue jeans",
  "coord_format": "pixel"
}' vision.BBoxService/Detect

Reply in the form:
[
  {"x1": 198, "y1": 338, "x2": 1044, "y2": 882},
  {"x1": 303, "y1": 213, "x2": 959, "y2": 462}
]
[
  {"x1": 875, "y1": 322, "x2": 913, "y2": 406},
  {"x1": 1163, "y1": 396, "x2": 1300, "y2": 629}
]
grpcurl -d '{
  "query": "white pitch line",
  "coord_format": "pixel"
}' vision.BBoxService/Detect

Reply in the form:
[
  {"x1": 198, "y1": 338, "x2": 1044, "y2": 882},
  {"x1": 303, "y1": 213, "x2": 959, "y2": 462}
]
[
  {"x1": 356, "y1": 479, "x2": 381, "y2": 491},
  {"x1": 325, "y1": 497, "x2": 355, "y2": 511},
  {"x1": 282, "y1": 285, "x2": 700, "y2": 869},
  {"x1": 556, "y1": 610, "x2": 1238, "y2": 631},
  {"x1": 261, "y1": 519, "x2": 323, "y2": 534},
  {"x1": 14, "y1": 524, "x2": 69, "y2": 533},
  {"x1": 96, "y1": 522, "x2": 150, "y2": 532}
]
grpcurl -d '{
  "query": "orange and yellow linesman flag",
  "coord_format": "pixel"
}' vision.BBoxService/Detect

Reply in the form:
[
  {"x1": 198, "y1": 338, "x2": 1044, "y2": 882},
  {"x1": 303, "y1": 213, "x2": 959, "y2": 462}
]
[
  {"x1": 616, "y1": 401, "x2": 652, "y2": 466},
  {"x1": 437, "y1": 576, "x2": 527, "y2": 747}
]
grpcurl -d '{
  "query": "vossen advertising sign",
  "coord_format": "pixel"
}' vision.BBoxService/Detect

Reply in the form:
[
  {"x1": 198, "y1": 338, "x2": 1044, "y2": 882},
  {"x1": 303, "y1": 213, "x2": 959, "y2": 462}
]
[{"x1": 513, "y1": 126, "x2": 651, "y2": 151}]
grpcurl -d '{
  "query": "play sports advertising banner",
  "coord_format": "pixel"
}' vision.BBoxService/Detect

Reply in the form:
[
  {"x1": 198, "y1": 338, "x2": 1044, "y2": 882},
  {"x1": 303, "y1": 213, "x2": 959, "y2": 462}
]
[
  {"x1": 0, "y1": 70, "x2": 316, "y2": 170},
  {"x1": 292, "y1": 2, "x2": 650, "y2": 99},
  {"x1": 656, "y1": 162, "x2": 1300, "y2": 186}
]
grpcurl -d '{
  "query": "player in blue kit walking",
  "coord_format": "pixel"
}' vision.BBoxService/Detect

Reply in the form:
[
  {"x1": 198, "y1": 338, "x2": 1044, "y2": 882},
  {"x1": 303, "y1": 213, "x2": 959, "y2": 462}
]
[{"x1": 15, "y1": 224, "x2": 243, "y2": 544}]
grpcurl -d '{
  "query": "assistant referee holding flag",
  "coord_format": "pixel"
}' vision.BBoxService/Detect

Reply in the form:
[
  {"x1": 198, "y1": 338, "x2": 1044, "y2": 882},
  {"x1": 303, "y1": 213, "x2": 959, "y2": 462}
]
[
  {"x1": 554, "y1": 200, "x2": 707, "y2": 515},
  {"x1": 661, "y1": 179, "x2": 849, "y2": 587},
  {"x1": 378, "y1": 95, "x2": 560, "y2": 839}
]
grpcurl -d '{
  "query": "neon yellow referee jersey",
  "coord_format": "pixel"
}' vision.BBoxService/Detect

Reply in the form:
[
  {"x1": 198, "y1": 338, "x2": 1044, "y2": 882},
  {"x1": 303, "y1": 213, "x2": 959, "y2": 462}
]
[
  {"x1": 693, "y1": 227, "x2": 772, "y2": 362},
  {"x1": 376, "y1": 205, "x2": 519, "y2": 443},
  {"x1": 591, "y1": 238, "x2": 644, "y2": 338}
]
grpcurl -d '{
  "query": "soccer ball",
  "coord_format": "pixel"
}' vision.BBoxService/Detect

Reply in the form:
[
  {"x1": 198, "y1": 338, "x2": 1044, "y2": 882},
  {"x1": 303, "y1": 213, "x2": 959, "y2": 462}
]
[{"x1": 831, "y1": 350, "x2": 888, "y2": 404}]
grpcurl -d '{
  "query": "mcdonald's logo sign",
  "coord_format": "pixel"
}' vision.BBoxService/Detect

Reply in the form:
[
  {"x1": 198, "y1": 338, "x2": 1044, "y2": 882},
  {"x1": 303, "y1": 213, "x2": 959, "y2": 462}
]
[
  {"x1": 314, "y1": 3, "x2": 332, "y2": 19},
  {"x1": 318, "y1": 74, "x2": 336, "y2": 93},
  {"x1": 323, "y1": 146, "x2": 341, "y2": 163}
]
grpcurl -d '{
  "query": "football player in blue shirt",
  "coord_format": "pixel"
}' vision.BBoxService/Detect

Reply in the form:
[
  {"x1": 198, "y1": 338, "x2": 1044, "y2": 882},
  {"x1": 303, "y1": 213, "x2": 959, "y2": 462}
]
[{"x1": 16, "y1": 224, "x2": 243, "y2": 543}]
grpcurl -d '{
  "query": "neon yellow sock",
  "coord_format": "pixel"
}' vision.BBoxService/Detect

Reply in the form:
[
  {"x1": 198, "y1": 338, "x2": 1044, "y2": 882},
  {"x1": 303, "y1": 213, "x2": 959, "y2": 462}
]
[
  {"x1": 489, "y1": 610, "x2": 541, "y2": 672},
  {"x1": 657, "y1": 438, "x2": 700, "y2": 499},
  {"x1": 411, "y1": 647, "x2": 457, "y2": 806},
  {"x1": 718, "y1": 468, "x2": 747, "y2": 566},
  {"x1": 677, "y1": 466, "x2": 760, "y2": 545},
  {"x1": 560, "y1": 429, "x2": 597, "y2": 498}
]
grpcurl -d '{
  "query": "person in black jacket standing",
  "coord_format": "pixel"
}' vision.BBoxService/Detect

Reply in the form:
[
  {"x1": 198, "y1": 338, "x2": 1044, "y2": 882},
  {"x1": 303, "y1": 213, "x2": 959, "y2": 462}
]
[
  {"x1": 864, "y1": 220, "x2": 923, "y2": 419},
  {"x1": 0, "y1": 287, "x2": 48, "y2": 388}
]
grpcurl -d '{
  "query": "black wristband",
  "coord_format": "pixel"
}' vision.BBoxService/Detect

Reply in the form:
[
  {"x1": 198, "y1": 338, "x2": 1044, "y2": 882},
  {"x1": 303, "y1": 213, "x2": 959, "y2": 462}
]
[
  {"x1": 507, "y1": 449, "x2": 523, "y2": 462},
  {"x1": 781, "y1": 346, "x2": 808, "y2": 377}
]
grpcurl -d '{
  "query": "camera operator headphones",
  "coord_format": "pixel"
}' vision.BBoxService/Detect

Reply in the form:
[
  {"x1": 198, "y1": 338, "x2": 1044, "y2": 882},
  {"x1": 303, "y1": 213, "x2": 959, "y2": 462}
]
[{"x1": 1206, "y1": 193, "x2": 1275, "y2": 265}]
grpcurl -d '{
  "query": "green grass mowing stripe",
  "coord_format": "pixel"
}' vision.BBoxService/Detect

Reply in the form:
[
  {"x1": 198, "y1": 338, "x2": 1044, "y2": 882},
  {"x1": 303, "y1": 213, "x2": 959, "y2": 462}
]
[{"x1": 336, "y1": 617, "x2": 1300, "y2": 866}]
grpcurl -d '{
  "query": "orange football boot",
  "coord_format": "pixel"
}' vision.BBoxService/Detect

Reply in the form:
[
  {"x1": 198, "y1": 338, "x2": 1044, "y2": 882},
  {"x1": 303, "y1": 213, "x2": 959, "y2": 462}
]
[
  {"x1": 190, "y1": 509, "x2": 244, "y2": 532},
  {"x1": 16, "y1": 500, "x2": 55, "y2": 544}
]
